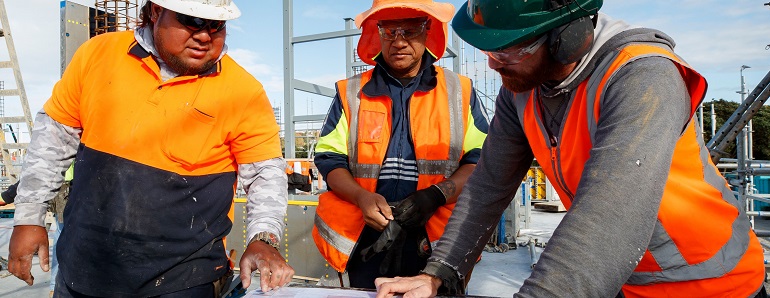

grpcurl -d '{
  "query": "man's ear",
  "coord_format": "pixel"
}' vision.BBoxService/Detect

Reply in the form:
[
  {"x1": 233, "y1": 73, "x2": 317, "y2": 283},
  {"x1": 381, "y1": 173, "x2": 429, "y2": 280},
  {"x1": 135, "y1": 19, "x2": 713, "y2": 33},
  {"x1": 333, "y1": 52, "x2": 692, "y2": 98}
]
[{"x1": 150, "y1": 3, "x2": 163, "y2": 22}]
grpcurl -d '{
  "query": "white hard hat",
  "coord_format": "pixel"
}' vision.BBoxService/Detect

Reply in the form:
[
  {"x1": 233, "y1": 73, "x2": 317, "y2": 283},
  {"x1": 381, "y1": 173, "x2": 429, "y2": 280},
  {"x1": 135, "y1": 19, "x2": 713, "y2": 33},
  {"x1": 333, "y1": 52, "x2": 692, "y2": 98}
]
[{"x1": 147, "y1": 0, "x2": 241, "y2": 21}]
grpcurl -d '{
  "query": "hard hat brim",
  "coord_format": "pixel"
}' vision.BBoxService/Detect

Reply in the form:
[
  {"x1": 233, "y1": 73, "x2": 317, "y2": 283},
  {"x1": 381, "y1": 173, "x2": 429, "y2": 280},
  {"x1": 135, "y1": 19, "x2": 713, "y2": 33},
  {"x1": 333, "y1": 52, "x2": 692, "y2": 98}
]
[
  {"x1": 354, "y1": 1, "x2": 455, "y2": 66},
  {"x1": 452, "y1": 2, "x2": 546, "y2": 52},
  {"x1": 150, "y1": 0, "x2": 241, "y2": 21}
]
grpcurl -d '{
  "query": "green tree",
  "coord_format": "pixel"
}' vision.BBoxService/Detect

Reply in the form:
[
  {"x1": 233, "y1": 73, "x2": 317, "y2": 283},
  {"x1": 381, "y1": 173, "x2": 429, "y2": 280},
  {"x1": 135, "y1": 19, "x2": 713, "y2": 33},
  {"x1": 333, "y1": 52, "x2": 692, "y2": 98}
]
[
  {"x1": 701, "y1": 99, "x2": 770, "y2": 161},
  {"x1": 750, "y1": 104, "x2": 770, "y2": 160}
]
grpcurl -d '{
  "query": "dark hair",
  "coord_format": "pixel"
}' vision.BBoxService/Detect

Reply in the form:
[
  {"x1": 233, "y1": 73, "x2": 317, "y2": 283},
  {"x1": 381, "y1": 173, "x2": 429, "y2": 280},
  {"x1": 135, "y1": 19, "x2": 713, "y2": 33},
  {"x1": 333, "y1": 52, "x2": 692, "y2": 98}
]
[{"x1": 137, "y1": 2, "x2": 154, "y2": 28}]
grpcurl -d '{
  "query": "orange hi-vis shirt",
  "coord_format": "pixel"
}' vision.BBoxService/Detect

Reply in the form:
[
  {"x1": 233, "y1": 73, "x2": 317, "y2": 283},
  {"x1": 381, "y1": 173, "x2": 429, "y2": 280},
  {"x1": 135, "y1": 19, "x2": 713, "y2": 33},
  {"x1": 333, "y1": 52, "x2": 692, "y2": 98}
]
[
  {"x1": 45, "y1": 31, "x2": 281, "y2": 174},
  {"x1": 44, "y1": 31, "x2": 282, "y2": 297}
]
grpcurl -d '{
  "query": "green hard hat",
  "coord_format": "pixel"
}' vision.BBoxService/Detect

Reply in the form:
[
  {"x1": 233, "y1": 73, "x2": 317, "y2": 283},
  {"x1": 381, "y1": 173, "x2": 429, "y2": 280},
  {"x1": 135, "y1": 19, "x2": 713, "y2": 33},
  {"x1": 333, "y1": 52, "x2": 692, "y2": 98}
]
[{"x1": 452, "y1": 0, "x2": 603, "y2": 51}]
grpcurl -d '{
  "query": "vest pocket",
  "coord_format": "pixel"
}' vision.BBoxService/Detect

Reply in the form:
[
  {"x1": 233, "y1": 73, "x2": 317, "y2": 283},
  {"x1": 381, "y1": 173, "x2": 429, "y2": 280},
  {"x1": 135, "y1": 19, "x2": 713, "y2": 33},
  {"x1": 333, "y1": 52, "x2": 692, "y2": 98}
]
[
  {"x1": 162, "y1": 106, "x2": 216, "y2": 167},
  {"x1": 358, "y1": 110, "x2": 385, "y2": 143}
]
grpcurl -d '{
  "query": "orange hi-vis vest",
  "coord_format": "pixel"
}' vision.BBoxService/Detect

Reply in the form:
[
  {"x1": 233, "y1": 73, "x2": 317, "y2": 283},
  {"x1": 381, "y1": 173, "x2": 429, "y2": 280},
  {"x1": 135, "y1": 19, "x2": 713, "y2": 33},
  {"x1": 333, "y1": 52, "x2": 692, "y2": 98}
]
[
  {"x1": 512, "y1": 43, "x2": 765, "y2": 296},
  {"x1": 312, "y1": 67, "x2": 472, "y2": 272}
]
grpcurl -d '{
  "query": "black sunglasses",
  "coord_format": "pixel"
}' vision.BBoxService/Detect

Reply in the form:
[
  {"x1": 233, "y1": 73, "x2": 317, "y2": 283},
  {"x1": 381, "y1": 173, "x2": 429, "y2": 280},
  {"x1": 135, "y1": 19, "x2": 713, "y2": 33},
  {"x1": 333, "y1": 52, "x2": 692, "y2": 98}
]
[{"x1": 175, "y1": 12, "x2": 226, "y2": 33}]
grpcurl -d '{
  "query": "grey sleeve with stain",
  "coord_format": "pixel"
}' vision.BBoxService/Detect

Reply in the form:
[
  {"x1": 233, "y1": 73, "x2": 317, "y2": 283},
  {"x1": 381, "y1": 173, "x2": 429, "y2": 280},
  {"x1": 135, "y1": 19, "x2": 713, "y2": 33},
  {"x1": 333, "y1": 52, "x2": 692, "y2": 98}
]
[
  {"x1": 426, "y1": 86, "x2": 535, "y2": 277},
  {"x1": 14, "y1": 111, "x2": 80, "y2": 227},
  {"x1": 515, "y1": 57, "x2": 691, "y2": 297},
  {"x1": 239, "y1": 158, "x2": 289, "y2": 243}
]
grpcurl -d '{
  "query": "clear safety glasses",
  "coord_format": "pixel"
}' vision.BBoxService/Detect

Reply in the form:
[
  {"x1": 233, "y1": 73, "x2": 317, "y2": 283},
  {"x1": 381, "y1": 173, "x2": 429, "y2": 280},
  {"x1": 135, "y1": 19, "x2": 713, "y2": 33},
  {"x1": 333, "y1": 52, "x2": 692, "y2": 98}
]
[
  {"x1": 175, "y1": 12, "x2": 226, "y2": 34},
  {"x1": 377, "y1": 21, "x2": 428, "y2": 41},
  {"x1": 483, "y1": 35, "x2": 548, "y2": 65}
]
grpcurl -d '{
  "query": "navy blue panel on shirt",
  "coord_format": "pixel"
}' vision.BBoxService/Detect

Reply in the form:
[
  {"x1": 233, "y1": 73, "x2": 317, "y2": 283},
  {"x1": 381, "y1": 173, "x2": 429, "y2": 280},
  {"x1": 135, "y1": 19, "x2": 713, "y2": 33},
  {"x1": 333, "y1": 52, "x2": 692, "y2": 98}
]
[
  {"x1": 315, "y1": 151, "x2": 350, "y2": 188},
  {"x1": 366, "y1": 54, "x2": 438, "y2": 202},
  {"x1": 460, "y1": 148, "x2": 482, "y2": 166},
  {"x1": 59, "y1": 144, "x2": 234, "y2": 297}
]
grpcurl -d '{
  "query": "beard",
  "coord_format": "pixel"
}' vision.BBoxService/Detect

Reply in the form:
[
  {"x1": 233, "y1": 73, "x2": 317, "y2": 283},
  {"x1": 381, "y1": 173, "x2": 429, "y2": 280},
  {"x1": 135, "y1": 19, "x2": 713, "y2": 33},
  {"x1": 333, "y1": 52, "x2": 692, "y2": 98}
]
[
  {"x1": 497, "y1": 55, "x2": 563, "y2": 93},
  {"x1": 155, "y1": 35, "x2": 216, "y2": 76}
]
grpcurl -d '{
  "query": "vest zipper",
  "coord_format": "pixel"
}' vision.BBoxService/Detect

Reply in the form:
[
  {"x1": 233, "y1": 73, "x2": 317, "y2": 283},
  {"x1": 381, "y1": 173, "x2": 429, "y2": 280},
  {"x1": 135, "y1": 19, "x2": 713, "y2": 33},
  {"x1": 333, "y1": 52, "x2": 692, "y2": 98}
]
[
  {"x1": 538, "y1": 91, "x2": 575, "y2": 201},
  {"x1": 549, "y1": 145, "x2": 575, "y2": 201}
]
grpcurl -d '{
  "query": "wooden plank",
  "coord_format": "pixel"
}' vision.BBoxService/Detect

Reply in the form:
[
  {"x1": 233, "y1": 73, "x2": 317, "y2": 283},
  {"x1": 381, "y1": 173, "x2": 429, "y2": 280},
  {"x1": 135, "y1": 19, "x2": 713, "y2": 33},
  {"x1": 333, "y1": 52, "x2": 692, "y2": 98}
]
[{"x1": 534, "y1": 202, "x2": 566, "y2": 212}]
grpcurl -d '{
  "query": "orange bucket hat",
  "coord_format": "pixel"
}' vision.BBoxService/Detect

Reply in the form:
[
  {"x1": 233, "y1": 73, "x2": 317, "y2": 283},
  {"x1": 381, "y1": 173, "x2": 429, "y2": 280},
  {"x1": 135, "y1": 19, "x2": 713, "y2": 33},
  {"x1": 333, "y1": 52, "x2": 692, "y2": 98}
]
[{"x1": 355, "y1": 0, "x2": 455, "y2": 66}]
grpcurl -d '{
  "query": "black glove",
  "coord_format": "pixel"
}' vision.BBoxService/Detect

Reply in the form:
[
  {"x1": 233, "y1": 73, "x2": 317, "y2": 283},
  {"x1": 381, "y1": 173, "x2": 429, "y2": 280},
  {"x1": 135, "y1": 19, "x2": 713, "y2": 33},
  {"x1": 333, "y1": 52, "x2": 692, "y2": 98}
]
[
  {"x1": 392, "y1": 185, "x2": 446, "y2": 229},
  {"x1": 0, "y1": 181, "x2": 18, "y2": 205},
  {"x1": 360, "y1": 220, "x2": 404, "y2": 262},
  {"x1": 359, "y1": 220, "x2": 407, "y2": 274}
]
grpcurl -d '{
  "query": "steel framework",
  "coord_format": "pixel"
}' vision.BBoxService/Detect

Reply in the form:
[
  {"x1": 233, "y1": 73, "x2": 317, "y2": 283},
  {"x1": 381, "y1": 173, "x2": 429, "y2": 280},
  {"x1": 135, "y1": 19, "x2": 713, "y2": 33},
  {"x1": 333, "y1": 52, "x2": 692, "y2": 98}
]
[
  {"x1": 0, "y1": 0, "x2": 33, "y2": 183},
  {"x1": 94, "y1": 0, "x2": 138, "y2": 35}
]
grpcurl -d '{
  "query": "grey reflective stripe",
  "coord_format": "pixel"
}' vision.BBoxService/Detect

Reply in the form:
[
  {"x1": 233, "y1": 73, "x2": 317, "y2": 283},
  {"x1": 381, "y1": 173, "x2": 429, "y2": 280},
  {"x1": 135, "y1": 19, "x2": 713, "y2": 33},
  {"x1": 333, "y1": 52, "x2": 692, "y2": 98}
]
[
  {"x1": 511, "y1": 91, "x2": 532, "y2": 133},
  {"x1": 442, "y1": 69, "x2": 464, "y2": 177},
  {"x1": 627, "y1": 217, "x2": 751, "y2": 284},
  {"x1": 589, "y1": 43, "x2": 679, "y2": 144},
  {"x1": 693, "y1": 120, "x2": 742, "y2": 211},
  {"x1": 585, "y1": 45, "x2": 752, "y2": 285},
  {"x1": 349, "y1": 163, "x2": 381, "y2": 179},
  {"x1": 417, "y1": 159, "x2": 460, "y2": 175},
  {"x1": 531, "y1": 90, "x2": 551, "y2": 149},
  {"x1": 585, "y1": 50, "x2": 621, "y2": 144},
  {"x1": 626, "y1": 122, "x2": 752, "y2": 285},
  {"x1": 314, "y1": 213, "x2": 357, "y2": 257},
  {"x1": 346, "y1": 69, "x2": 465, "y2": 180},
  {"x1": 345, "y1": 74, "x2": 367, "y2": 178}
]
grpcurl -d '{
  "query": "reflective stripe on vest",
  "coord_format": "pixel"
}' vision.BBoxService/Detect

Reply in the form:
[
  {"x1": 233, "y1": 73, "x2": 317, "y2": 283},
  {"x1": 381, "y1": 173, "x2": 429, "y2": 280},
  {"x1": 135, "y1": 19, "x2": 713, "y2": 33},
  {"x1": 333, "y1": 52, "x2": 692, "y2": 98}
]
[
  {"x1": 586, "y1": 44, "x2": 750, "y2": 285},
  {"x1": 516, "y1": 43, "x2": 753, "y2": 286},
  {"x1": 314, "y1": 210, "x2": 357, "y2": 256},
  {"x1": 345, "y1": 70, "x2": 464, "y2": 179},
  {"x1": 626, "y1": 122, "x2": 750, "y2": 285},
  {"x1": 313, "y1": 68, "x2": 467, "y2": 271}
]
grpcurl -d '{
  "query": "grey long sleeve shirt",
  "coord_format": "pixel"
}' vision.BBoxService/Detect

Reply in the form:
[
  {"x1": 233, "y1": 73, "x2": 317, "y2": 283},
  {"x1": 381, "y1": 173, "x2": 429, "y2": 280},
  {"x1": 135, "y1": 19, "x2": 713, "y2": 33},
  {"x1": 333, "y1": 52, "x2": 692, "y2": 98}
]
[{"x1": 424, "y1": 25, "x2": 694, "y2": 296}]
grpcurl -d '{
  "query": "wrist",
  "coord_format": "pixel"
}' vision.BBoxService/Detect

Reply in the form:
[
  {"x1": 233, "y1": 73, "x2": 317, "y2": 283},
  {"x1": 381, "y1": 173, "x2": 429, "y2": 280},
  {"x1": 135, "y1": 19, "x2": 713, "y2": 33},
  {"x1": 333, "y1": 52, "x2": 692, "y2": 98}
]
[
  {"x1": 420, "y1": 273, "x2": 443, "y2": 289},
  {"x1": 431, "y1": 184, "x2": 448, "y2": 200},
  {"x1": 428, "y1": 185, "x2": 447, "y2": 206},
  {"x1": 248, "y1": 231, "x2": 280, "y2": 251},
  {"x1": 421, "y1": 261, "x2": 462, "y2": 295},
  {"x1": 351, "y1": 188, "x2": 370, "y2": 208},
  {"x1": 434, "y1": 179, "x2": 456, "y2": 200}
]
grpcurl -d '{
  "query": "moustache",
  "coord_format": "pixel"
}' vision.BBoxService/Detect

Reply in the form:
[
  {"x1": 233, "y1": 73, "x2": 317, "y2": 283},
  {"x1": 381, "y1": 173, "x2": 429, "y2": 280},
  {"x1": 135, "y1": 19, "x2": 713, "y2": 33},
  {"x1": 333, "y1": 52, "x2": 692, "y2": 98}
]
[{"x1": 495, "y1": 68, "x2": 516, "y2": 78}]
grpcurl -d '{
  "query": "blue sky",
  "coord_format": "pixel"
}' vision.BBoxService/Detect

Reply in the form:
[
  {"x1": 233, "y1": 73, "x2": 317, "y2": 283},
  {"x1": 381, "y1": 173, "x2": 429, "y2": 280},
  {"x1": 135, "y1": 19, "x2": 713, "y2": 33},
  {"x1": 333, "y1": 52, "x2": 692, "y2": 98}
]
[{"x1": 1, "y1": 0, "x2": 769, "y2": 139}]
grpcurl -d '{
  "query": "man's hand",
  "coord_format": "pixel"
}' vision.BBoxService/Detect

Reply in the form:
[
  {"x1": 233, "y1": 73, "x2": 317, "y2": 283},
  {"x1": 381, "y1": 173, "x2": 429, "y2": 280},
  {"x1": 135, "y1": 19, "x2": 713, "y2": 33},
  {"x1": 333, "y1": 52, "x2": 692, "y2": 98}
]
[
  {"x1": 375, "y1": 274, "x2": 442, "y2": 298},
  {"x1": 239, "y1": 240, "x2": 294, "y2": 292},
  {"x1": 393, "y1": 185, "x2": 446, "y2": 229},
  {"x1": 8, "y1": 225, "x2": 49, "y2": 286},
  {"x1": 356, "y1": 190, "x2": 393, "y2": 231}
]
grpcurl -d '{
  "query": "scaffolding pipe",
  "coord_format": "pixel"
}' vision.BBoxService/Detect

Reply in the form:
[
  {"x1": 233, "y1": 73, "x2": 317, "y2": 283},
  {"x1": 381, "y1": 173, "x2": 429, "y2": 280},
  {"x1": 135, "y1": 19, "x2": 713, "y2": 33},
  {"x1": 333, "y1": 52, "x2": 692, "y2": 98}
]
[
  {"x1": 720, "y1": 158, "x2": 770, "y2": 164},
  {"x1": 749, "y1": 168, "x2": 770, "y2": 176},
  {"x1": 528, "y1": 239, "x2": 537, "y2": 269},
  {"x1": 707, "y1": 70, "x2": 770, "y2": 164},
  {"x1": 710, "y1": 101, "x2": 716, "y2": 137},
  {"x1": 716, "y1": 163, "x2": 770, "y2": 169},
  {"x1": 747, "y1": 211, "x2": 770, "y2": 217}
]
